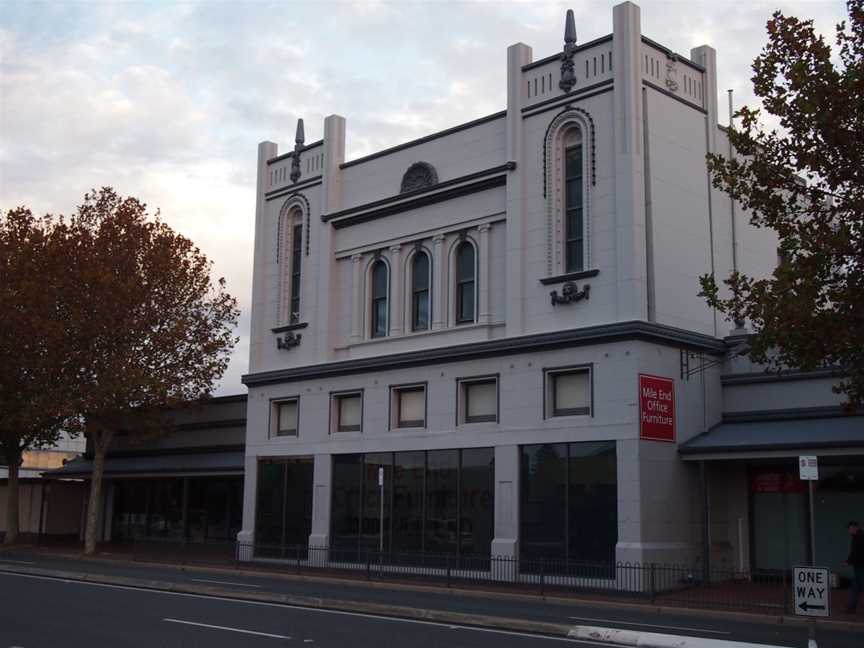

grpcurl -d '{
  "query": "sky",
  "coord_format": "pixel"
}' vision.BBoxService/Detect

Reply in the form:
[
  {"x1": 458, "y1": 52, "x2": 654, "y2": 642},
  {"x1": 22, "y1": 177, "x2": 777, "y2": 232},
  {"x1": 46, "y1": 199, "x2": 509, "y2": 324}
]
[{"x1": 0, "y1": 0, "x2": 848, "y2": 395}]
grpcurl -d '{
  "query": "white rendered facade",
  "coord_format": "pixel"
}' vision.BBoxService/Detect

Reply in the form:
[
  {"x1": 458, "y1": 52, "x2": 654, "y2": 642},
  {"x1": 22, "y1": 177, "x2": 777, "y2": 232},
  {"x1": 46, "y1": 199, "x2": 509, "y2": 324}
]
[{"x1": 240, "y1": 2, "x2": 778, "y2": 567}]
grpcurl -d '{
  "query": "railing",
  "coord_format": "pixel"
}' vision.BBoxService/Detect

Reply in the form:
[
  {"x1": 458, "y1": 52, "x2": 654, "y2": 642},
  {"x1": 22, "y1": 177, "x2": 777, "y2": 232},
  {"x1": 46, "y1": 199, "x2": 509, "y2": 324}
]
[{"x1": 126, "y1": 538, "x2": 789, "y2": 614}]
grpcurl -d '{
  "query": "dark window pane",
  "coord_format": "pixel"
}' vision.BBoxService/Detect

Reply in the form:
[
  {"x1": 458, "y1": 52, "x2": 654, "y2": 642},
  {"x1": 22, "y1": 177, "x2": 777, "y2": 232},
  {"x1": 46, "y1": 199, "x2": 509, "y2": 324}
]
[
  {"x1": 255, "y1": 462, "x2": 286, "y2": 546},
  {"x1": 413, "y1": 291, "x2": 429, "y2": 331},
  {"x1": 455, "y1": 242, "x2": 476, "y2": 324},
  {"x1": 568, "y1": 442, "x2": 617, "y2": 563},
  {"x1": 392, "y1": 451, "x2": 425, "y2": 553},
  {"x1": 459, "y1": 448, "x2": 494, "y2": 557},
  {"x1": 425, "y1": 450, "x2": 459, "y2": 555},
  {"x1": 372, "y1": 299, "x2": 387, "y2": 338},
  {"x1": 332, "y1": 454, "x2": 363, "y2": 555},
  {"x1": 565, "y1": 145, "x2": 582, "y2": 177},
  {"x1": 372, "y1": 260, "x2": 387, "y2": 298},
  {"x1": 456, "y1": 243, "x2": 474, "y2": 281},
  {"x1": 412, "y1": 252, "x2": 429, "y2": 290},
  {"x1": 564, "y1": 145, "x2": 584, "y2": 273},
  {"x1": 520, "y1": 444, "x2": 567, "y2": 560}
]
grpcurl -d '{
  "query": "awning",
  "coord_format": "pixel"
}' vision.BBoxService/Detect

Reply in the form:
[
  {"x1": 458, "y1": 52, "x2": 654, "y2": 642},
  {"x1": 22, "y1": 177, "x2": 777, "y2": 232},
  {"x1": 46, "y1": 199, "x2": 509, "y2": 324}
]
[
  {"x1": 680, "y1": 414, "x2": 864, "y2": 460},
  {"x1": 45, "y1": 451, "x2": 245, "y2": 478}
]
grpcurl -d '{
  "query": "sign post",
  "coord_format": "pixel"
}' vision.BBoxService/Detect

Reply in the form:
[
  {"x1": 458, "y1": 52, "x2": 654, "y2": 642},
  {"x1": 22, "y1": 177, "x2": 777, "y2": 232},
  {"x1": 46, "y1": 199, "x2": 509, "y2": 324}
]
[
  {"x1": 378, "y1": 466, "x2": 384, "y2": 554},
  {"x1": 799, "y1": 456, "x2": 819, "y2": 566}
]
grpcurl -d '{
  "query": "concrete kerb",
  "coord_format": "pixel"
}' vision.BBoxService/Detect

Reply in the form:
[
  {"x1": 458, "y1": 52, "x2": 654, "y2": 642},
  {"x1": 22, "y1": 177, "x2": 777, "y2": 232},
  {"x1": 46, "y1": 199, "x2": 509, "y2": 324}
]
[
  {"x1": 568, "y1": 625, "x2": 791, "y2": 648},
  {"x1": 2, "y1": 551, "x2": 863, "y2": 635},
  {"x1": 0, "y1": 564, "x2": 573, "y2": 640}
]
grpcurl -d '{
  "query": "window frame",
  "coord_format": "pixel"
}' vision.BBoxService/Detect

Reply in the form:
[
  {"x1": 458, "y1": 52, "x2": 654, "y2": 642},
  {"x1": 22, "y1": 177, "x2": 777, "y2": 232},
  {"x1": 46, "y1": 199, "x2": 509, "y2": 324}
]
[
  {"x1": 454, "y1": 240, "x2": 477, "y2": 325},
  {"x1": 290, "y1": 223, "x2": 303, "y2": 324},
  {"x1": 411, "y1": 249, "x2": 431, "y2": 332},
  {"x1": 369, "y1": 258, "x2": 389, "y2": 338},
  {"x1": 389, "y1": 383, "x2": 427, "y2": 430},
  {"x1": 543, "y1": 364, "x2": 593, "y2": 419},
  {"x1": 457, "y1": 375, "x2": 499, "y2": 425},
  {"x1": 270, "y1": 396, "x2": 300, "y2": 438},
  {"x1": 563, "y1": 142, "x2": 584, "y2": 273},
  {"x1": 331, "y1": 389, "x2": 364, "y2": 434}
]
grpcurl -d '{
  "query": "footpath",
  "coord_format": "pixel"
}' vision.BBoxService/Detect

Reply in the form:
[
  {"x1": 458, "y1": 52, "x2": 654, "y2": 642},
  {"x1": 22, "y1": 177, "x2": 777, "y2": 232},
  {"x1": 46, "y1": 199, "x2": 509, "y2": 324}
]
[{"x1": 0, "y1": 546, "x2": 861, "y2": 648}]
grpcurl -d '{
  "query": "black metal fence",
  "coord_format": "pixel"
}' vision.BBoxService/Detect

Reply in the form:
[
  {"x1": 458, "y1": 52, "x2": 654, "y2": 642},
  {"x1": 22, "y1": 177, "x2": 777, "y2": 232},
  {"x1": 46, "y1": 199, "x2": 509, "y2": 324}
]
[{"x1": 127, "y1": 538, "x2": 789, "y2": 613}]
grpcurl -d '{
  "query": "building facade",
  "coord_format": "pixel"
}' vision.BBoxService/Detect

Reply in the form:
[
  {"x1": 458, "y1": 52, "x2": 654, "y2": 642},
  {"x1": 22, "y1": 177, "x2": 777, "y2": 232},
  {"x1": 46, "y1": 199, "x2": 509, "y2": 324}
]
[{"x1": 239, "y1": 2, "x2": 782, "y2": 568}]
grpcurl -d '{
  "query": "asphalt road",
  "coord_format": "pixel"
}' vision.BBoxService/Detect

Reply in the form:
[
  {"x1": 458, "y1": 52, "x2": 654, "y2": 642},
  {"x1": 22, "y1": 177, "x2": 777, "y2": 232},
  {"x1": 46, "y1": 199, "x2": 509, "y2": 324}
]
[
  {"x1": 0, "y1": 570, "x2": 590, "y2": 648},
  {"x1": 0, "y1": 551, "x2": 861, "y2": 647}
]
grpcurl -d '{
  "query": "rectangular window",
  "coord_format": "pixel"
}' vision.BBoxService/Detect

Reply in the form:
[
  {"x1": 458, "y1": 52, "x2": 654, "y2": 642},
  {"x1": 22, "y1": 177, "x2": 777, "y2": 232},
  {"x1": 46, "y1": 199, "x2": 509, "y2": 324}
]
[
  {"x1": 564, "y1": 145, "x2": 584, "y2": 273},
  {"x1": 391, "y1": 384, "x2": 426, "y2": 428},
  {"x1": 290, "y1": 224, "x2": 302, "y2": 323},
  {"x1": 459, "y1": 377, "x2": 498, "y2": 424},
  {"x1": 274, "y1": 399, "x2": 298, "y2": 437},
  {"x1": 334, "y1": 392, "x2": 362, "y2": 432},
  {"x1": 546, "y1": 368, "x2": 591, "y2": 417}
]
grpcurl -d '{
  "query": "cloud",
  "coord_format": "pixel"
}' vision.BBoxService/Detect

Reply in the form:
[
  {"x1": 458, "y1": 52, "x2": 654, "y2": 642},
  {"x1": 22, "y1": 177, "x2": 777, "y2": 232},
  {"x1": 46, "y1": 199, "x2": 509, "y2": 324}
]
[{"x1": 0, "y1": 0, "x2": 851, "y2": 395}]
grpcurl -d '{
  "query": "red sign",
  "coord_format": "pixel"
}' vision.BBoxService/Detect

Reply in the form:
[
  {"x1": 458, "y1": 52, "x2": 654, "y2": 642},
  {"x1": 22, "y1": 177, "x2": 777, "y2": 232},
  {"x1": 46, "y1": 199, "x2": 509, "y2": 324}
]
[
  {"x1": 639, "y1": 374, "x2": 675, "y2": 442},
  {"x1": 750, "y1": 470, "x2": 806, "y2": 494}
]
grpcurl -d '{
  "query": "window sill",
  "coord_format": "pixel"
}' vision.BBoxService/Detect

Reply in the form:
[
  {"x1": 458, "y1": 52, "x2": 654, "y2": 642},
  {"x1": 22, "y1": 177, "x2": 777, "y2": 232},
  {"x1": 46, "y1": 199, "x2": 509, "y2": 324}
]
[
  {"x1": 539, "y1": 269, "x2": 599, "y2": 285},
  {"x1": 272, "y1": 322, "x2": 309, "y2": 333},
  {"x1": 339, "y1": 321, "x2": 505, "y2": 349}
]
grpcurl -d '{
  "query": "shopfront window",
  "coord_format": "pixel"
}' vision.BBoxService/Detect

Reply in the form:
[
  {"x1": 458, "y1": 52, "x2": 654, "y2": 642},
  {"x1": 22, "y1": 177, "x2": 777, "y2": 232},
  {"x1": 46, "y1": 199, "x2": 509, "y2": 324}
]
[
  {"x1": 520, "y1": 441, "x2": 617, "y2": 564},
  {"x1": 254, "y1": 457, "x2": 314, "y2": 549}
]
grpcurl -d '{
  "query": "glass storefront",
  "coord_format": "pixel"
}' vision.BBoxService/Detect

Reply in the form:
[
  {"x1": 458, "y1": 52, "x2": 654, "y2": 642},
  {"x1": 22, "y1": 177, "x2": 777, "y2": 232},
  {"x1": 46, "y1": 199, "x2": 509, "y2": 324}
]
[
  {"x1": 112, "y1": 476, "x2": 243, "y2": 542},
  {"x1": 331, "y1": 448, "x2": 494, "y2": 559},
  {"x1": 520, "y1": 441, "x2": 617, "y2": 563},
  {"x1": 255, "y1": 457, "x2": 314, "y2": 547}
]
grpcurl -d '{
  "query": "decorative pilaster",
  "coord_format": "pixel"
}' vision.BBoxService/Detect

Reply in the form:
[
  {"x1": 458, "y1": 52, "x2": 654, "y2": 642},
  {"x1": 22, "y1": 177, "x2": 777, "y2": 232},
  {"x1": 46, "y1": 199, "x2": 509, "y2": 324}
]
[
  {"x1": 478, "y1": 223, "x2": 492, "y2": 325},
  {"x1": 389, "y1": 244, "x2": 403, "y2": 336},
  {"x1": 431, "y1": 234, "x2": 445, "y2": 331},
  {"x1": 350, "y1": 253, "x2": 363, "y2": 343}
]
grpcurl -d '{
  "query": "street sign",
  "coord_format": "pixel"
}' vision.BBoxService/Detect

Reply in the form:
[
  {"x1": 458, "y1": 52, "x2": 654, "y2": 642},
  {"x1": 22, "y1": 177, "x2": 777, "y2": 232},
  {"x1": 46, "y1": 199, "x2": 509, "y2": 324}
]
[
  {"x1": 799, "y1": 455, "x2": 819, "y2": 481},
  {"x1": 378, "y1": 466, "x2": 384, "y2": 487},
  {"x1": 793, "y1": 566, "x2": 830, "y2": 617}
]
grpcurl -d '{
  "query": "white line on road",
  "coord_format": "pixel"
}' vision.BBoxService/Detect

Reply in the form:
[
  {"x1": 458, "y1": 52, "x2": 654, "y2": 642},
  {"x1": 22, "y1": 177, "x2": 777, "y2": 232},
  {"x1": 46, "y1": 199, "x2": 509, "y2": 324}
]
[
  {"x1": 567, "y1": 616, "x2": 731, "y2": 635},
  {"x1": 0, "y1": 559, "x2": 34, "y2": 565},
  {"x1": 164, "y1": 618, "x2": 290, "y2": 639},
  {"x1": 0, "y1": 571, "x2": 606, "y2": 646},
  {"x1": 190, "y1": 578, "x2": 262, "y2": 588}
]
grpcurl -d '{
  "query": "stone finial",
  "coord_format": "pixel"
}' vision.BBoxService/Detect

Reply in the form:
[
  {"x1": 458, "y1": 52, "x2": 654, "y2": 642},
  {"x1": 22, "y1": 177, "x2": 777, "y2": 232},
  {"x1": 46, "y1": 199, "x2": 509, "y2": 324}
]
[
  {"x1": 559, "y1": 9, "x2": 578, "y2": 92},
  {"x1": 290, "y1": 118, "x2": 304, "y2": 183}
]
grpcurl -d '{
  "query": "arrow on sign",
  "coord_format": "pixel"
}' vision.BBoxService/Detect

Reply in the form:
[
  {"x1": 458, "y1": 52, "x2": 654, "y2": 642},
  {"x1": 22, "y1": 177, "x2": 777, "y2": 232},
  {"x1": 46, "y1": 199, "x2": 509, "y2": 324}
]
[{"x1": 798, "y1": 601, "x2": 826, "y2": 612}]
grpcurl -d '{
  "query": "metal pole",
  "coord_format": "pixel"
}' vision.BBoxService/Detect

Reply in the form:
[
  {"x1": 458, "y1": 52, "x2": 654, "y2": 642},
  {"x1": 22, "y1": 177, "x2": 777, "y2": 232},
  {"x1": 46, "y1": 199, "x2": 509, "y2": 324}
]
[
  {"x1": 378, "y1": 467, "x2": 384, "y2": 554},
  {"x1": 808, "y1": 480, "x2": 816, "y2": 566}
]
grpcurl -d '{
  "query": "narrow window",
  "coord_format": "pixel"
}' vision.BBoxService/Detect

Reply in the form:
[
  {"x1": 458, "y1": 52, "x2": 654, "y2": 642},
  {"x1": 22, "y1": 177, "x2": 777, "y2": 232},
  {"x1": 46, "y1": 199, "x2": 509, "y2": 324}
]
[
  {"x1": 455, "y1": 242, "x2": 475, "y2": 324},
  {"x1": 564, "y1": 143, "x2": 584, "y2": 272},
  {"x1": 546, "y1": 368, "x2": 591, "y2": 417},
  {"x1": 370, "y1": 260, "x2": 388, "y2": 338},
  {"x1": 335, "y1": 392, "x2": 362, "y2": 432},
  {"x1": 290, "y1": 224, "x2": 302, "y2": 323},
  {"x1": 412, "y1": 251, "x2": 430, "y2": 331},
  {"x1": 459, "y1": 378, "x2": 498, "y2": 424},
  {"x1": 392, "y1": 385, "x2": 426, "y2": 428},
  {"x1": 275, "y1": 399, "x2": 299, "y2": 437}
]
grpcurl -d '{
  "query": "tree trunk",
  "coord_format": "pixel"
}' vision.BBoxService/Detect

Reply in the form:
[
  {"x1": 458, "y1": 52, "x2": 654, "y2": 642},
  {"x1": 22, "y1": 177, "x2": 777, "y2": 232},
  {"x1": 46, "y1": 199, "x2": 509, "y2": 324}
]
[
  {"x1": 3, "y1": 449, "x2": 21, "y2": 544},
  {"x1": 83, "y1": 432, "x2": 111, "y2": 555}
]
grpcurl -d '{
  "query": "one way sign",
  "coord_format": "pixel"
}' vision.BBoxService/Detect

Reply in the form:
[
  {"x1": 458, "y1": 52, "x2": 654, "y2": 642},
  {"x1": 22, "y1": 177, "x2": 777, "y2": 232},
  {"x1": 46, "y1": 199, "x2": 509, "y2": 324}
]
[{"x1": 793, "y1": 566, "x2": 831, "y2": 617}]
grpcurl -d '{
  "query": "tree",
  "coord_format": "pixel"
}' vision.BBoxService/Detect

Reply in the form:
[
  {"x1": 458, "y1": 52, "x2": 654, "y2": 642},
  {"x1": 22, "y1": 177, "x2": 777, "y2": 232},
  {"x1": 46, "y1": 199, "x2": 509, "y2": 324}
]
[
  {"x1": 0, "y1": 209, "x2": 74, "y2": 543},
  {"x1": 59, "y1": 188, "x2": 239, "y2": 554},
  {"x1": 700, "y1": 0, "x2": 864, "y2": 408}
]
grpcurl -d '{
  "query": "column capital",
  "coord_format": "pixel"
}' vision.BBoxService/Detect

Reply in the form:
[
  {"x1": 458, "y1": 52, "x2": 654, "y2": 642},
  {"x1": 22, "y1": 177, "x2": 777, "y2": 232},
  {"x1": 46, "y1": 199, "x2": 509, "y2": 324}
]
[
  {"x1": 432, "y1": 233, "x2": 446, "y2": 244},
  {"x1": 351, "y1": 252, "x2": 363, "y2": 263},
  {"x1": 478, "y1": 222, "x2": 492, "y2": 233},
  {"x1": 389, "y1": 244, "x2": 402, "y2": 254}
]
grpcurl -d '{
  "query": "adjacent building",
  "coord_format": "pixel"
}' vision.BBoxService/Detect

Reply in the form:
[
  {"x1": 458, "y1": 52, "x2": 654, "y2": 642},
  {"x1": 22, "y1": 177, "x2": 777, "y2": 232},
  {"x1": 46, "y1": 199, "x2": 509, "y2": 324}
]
[{"x1": 239, "y1": 1, "x2": 787, "y2": 570}]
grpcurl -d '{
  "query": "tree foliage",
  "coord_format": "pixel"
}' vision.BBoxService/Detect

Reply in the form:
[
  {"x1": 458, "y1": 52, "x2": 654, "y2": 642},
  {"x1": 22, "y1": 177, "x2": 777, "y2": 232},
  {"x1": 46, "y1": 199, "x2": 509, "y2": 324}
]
[
  {"x1": 0, "y1": 209, "x2": 74, "y2": 542},
  {"x1": 701, "y1": 0, "x2": 864, "y2": 408}
]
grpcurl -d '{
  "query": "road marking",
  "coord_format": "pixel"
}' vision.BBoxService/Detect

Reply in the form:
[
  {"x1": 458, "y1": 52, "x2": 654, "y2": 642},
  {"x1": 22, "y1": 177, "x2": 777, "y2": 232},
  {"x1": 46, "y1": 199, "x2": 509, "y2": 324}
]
[
  {"x1": 0, "y1": 571, "x2": 604, "y2": 645},
  {"x1": 567, "y1": 616, "x2": 730, "y2": 635},
  {"x1": 0, "y1": 559, "x2": 34, "y2": 565},
  {"x1": 164, "y1": 618, "x2": 290, "y2": 639},
  {"x1": 190, "y1": 578, "x2": 262, "y2": 588}
]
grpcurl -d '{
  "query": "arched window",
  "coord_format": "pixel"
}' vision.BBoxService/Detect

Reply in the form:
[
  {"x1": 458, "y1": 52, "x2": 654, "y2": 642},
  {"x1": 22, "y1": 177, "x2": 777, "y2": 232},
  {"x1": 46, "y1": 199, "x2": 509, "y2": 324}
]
[
  {"x1": 455, "y1": 241, "x2": 476, "y2": 325},
  {"x1": 411, "y1": 251, "x2": 430, "y2": 331},
  {"x1": 563, "y1": 128, "x2": 584, "y2": 272},
  {"x1": 277, "y1": 203, "x2": 304, "y2": 326},
  {"x1": 370, "y1": 260, "x2": 389, "y2": 338}
]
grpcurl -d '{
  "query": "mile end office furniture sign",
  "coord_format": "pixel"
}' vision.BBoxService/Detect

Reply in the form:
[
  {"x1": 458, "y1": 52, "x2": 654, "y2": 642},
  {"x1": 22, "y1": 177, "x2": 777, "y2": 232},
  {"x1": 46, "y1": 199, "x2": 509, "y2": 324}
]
[{"x1": 639, "y1": 374, "x2": 675, "y2": 442}]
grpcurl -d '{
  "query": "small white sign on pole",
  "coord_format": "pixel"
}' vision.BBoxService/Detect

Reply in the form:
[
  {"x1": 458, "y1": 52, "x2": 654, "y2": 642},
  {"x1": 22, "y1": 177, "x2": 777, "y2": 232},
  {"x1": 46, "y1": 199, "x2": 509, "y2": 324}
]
[
  {"x1": 793, "y1": 566, "x2": 830, "y2": 617},
  {"x1": 799, "y1": 455, "x2": 819, "y2": 481},
  {"x1": 378, "y1": 466, "x2": 384, "y2": 487}
]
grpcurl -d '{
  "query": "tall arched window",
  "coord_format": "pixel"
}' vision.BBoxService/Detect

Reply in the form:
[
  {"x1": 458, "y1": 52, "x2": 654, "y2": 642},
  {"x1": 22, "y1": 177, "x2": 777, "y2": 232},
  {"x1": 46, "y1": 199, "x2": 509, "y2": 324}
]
[
  {"x1": 455, "y1": 241, "x2": 476, "y2": 325},
  {"x1": 563, "y1": 128, "x2": 584, "y2": 272},
  {"x1": 370, "y1": 260, "x2": 389, "y2": 338},
  {"x1": 411, "y1": 251, "x2": 430, "y2": 331}
]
